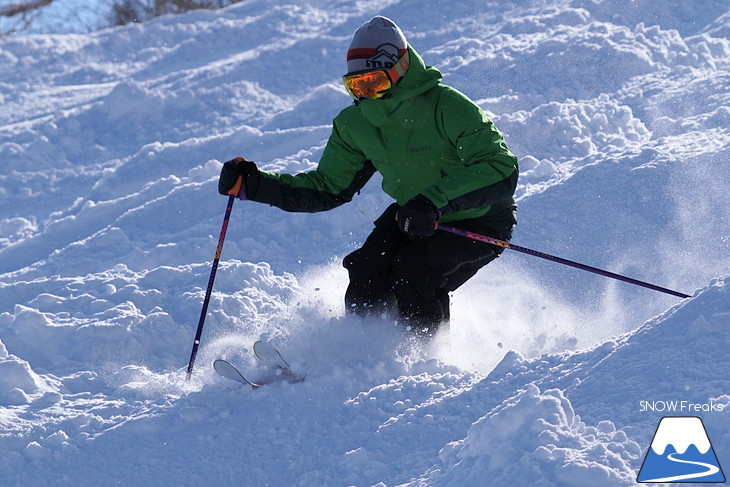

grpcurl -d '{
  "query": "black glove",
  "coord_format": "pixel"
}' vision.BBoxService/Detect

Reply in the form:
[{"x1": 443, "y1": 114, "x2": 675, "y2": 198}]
[
  {"x1": 218, "y1": 157, "x2": 260, "y2": 198},
  {"x1": 396, "y1": 195, "x2": 440, "y2": 237}
]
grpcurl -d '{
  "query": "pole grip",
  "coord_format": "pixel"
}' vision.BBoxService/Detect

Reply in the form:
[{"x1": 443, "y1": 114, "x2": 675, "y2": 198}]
[{"x1": 228, "y1": 175, "x2": 244, "y2": 197}]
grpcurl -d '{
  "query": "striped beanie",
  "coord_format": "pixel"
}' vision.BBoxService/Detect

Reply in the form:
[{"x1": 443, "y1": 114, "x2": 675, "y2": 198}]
[{"x1": 346, "y1": 16, "x2": 408, "y2": 75}]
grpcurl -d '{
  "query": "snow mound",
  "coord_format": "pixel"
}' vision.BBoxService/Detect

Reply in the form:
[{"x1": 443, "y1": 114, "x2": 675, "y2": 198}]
[{"x1": 427, "y1": 384, "x2": 638, "y2": 487}]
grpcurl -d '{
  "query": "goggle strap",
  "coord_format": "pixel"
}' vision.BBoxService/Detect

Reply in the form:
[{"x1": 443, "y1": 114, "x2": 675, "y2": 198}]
[{"x1": 387, "y1": 50, "x2": 410, "y2": 84}]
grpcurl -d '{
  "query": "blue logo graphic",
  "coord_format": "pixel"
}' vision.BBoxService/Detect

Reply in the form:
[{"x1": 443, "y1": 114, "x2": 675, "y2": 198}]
[{"x1": 638, "y1": 416, "x2": 725, "y2": 483}]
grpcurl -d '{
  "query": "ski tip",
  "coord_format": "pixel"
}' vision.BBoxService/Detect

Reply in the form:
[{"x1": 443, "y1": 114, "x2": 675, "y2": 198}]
[
  {"x1": 253, "y1": 340, "x2": 292, "y2": 369},
  {"x1": 213, "y1": 359, "x2": 260, "y2": 388}
]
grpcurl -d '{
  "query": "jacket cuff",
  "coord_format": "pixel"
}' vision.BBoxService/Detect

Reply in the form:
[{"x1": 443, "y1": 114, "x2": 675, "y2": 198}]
[{"x1": 247, "y1": 171, "x2": 277, "y2": 204}]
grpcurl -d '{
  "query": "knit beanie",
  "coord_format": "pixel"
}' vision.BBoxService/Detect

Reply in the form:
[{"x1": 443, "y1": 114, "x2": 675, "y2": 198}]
[{"x1": 346, "y1": 16, "x2": 408, "y2": 75}]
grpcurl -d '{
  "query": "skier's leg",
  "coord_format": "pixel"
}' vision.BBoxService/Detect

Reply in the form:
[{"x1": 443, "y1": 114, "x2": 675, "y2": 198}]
[
  {"x1": 343, "y1": 204, "x2": 405, "y2": 317},
  {"x1": 392, "y1": 230, "x2": 498, "y2": 335}
]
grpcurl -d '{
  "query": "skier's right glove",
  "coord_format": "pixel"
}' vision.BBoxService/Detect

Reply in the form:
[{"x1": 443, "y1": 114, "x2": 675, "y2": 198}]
[{"x1": 218, "y1": 157, "x2": 260, "y2": 199}]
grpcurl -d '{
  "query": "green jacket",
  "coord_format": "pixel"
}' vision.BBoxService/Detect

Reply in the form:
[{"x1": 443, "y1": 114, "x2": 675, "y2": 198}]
[{"x1": 252, "y1": 46, "x2": 518, "y2": 228}]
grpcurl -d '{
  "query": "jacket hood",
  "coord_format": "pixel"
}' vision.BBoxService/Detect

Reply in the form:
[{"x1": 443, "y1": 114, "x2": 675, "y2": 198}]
[{"x1": 358, "y1": 45, "x2": 442, "y2": 127}]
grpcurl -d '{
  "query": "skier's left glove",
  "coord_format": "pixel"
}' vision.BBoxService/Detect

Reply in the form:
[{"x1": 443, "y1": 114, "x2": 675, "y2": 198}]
[
  {"x1": 396, "y1": 195, "x2": 440, "y2": 237},
  {"x1": 218, "y1": 157, "x2": 260, "y2": 199}
]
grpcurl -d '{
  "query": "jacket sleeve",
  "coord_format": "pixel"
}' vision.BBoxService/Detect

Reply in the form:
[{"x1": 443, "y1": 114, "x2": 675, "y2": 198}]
[
  {"x1": 251, "y1": 119, "x2": 376, "y2": 213},
  {"x1": 420, "y1": 88, "x2": 518, "y2": 215}
]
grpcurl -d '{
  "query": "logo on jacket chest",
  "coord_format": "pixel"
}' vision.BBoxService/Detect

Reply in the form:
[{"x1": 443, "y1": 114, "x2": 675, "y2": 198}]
[{"x1": 408, "y1": 145, "x2": 433, "y2": 153}]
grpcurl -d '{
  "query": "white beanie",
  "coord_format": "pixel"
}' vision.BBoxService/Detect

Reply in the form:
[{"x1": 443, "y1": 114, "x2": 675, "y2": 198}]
[{"x1": 346, "y1": 16, "x2": 408, "y2": 75}]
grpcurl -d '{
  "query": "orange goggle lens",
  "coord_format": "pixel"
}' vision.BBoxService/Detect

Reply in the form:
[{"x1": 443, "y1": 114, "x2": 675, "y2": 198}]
[{"x1": 343, "y1": 70, "x2": 392, "y2": 100}]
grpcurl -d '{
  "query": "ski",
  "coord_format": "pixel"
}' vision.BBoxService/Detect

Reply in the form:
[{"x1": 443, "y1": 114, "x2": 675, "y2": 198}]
[
  {"x1": 213, "y1": 341, "x2": 304, "y2": 387},
  {"x1": 213, "y1": 359, "x2": 260, "y2": 388},
  {"x1": 253, "y1": 340, "x2": 305, "y2": 383}
]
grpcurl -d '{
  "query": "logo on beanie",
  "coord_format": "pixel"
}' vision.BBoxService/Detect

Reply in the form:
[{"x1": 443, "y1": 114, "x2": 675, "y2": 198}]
[{"x1": 366, "y1": 43, "x2": 402, "y2": 69}]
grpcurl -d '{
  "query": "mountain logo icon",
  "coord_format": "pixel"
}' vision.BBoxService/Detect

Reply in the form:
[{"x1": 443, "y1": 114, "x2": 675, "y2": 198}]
[
  {"x1": 365, "y1": 43, "x2": 401, "y2": 69},
  {"x1": 638, "y1": 416, "x2": 726, "y2": 483}
]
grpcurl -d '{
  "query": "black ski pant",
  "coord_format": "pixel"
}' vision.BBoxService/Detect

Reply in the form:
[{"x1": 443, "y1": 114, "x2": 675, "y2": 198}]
[{"x1": 343, "y1": 203, "x2": 505, "y2": 335}]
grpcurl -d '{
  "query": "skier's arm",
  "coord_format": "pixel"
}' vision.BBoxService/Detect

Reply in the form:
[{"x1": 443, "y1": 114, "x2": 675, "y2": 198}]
[
  {"x1": 420, "y1": 89, "x2": 518, "y2": 215},
  {"x1": 250, "y1": 122, "x2": 376, "y2": 213}
]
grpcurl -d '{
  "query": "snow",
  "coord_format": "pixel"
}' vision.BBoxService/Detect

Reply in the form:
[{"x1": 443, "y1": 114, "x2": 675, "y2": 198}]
[{"x1": 1, "y1": 0, "x2": 729, "y2": 485}]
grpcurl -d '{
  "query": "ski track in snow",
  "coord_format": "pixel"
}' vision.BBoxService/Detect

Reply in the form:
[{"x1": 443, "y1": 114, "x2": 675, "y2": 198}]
[{"x1": 1, "y1": 1, "x2": 729, "y2": 486}]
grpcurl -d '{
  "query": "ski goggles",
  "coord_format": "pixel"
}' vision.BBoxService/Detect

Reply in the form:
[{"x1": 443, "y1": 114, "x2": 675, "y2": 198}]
[{"x1": 343, "y1": 51, "x2": 410, "y2": 100}]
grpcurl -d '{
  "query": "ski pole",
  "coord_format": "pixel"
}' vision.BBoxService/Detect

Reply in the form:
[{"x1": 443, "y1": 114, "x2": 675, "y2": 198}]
[
  {"x1": 186, "y1": 176, "x2": 243, "y2": 381},
  {"x1": 437, "y1": 224, "x2": 691, "y2": 299}
]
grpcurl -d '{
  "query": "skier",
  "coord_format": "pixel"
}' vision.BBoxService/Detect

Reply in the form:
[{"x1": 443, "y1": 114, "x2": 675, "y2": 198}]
[{"x1": 218, "y1": 16, "x2": 518, "y2": 336}]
